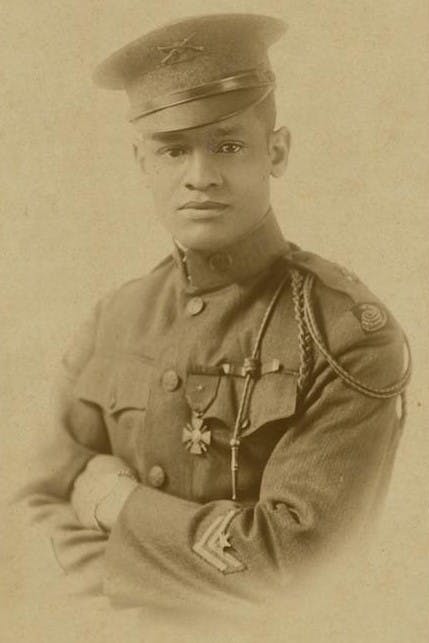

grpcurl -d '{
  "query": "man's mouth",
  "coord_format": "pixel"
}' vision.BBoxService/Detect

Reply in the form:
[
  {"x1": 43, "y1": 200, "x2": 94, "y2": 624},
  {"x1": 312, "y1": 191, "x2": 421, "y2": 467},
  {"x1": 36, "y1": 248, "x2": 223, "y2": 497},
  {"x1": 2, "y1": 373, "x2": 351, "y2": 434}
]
[
  {"x1": 177, "y1": 201, "x2": 229, "y2": 220},
  {"x1": 178, "y1": 201, "x2": 229, "y2": 211}
]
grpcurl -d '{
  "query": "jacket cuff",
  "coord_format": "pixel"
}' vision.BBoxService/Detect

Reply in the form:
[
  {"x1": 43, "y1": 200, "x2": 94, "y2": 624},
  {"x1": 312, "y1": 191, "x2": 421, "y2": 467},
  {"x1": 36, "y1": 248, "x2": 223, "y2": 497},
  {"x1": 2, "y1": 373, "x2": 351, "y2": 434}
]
[{"x1": 102, "y1": 485, "x2": 247, "y2": 606}]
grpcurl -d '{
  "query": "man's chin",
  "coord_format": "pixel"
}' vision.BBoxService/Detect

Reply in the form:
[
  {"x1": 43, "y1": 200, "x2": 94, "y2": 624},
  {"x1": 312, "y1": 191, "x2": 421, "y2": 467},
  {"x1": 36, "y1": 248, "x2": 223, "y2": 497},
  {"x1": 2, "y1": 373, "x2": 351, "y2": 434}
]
[
  {"x1": 173, "y1": 225, "x2": 234, "y2": 253},
  {"x1": 169, "y1": 208, "x2": 269, "y2": 252},
  {"x1": 176, "y1": 236, "x2": 230, "y2": 253}
]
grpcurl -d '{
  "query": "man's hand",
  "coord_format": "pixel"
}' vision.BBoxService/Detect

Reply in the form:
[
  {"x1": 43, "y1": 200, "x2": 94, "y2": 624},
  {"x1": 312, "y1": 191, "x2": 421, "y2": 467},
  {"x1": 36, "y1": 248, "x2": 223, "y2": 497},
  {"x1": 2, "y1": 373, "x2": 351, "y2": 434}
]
[{"x1": 71, "y1": 455, "x2": 139, "y2": 532}]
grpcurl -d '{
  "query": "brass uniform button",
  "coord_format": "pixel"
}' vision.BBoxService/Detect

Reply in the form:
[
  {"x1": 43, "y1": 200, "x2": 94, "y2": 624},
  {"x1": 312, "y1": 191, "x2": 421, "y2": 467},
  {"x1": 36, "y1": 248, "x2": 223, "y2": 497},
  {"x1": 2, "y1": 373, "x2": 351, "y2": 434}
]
[
  {"x1": 162, "y1": 369, "x2": 181, "y2": 392},
  {"x1": 186, "y1": 296, "x2": 205, "y2": 316},
  {"x1": 337, "y1": 265, "x2": 359, "y2": 283},
  {"x1": 148, "y1": 465, "x2": 166, "y2": 488}
]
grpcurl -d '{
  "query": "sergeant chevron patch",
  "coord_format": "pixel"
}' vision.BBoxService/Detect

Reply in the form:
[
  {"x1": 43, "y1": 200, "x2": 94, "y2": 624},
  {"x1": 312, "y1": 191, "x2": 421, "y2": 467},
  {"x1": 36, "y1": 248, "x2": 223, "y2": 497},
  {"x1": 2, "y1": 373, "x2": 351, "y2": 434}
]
[{"x1": 192, "y1": 509, "x2": 246, "y2": 574}]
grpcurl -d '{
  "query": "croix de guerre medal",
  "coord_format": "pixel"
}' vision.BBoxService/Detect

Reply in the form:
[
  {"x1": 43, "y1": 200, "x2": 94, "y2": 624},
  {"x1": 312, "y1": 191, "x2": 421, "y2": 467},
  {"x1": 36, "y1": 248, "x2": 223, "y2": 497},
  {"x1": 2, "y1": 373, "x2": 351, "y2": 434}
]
[{"x1": 182, "y1": 412, "x2": 211, "y2": 455}]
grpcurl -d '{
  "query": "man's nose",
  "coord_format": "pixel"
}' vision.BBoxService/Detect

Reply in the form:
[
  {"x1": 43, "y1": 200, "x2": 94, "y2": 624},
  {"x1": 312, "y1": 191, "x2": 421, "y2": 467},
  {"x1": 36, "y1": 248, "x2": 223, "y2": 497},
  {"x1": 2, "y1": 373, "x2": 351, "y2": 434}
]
[{"x1": 184, "y1": 150, "x2": 222, "y2": 190}]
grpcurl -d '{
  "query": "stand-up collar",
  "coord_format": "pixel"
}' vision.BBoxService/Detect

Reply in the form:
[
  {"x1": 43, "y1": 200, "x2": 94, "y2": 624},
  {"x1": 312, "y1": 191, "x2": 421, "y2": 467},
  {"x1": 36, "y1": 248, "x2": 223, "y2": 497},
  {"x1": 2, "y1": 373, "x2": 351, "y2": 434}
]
[{"x1": 172, "y1": 209, "x2": 290, "y2": 292}]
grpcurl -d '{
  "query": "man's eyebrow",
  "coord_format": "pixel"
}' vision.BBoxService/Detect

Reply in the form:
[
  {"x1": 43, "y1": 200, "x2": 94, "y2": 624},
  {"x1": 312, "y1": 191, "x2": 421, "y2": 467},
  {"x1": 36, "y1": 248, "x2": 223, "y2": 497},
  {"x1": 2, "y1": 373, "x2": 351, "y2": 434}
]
[
  {"x1": 146, "y1": 124, "x2": 246, "y2": 143},
  {"x1": 146, "y1": 132, "x2": 186, "y2": 143},
  {"x1": 210, "y1": 125, "x2": 246, "y2": 137}
]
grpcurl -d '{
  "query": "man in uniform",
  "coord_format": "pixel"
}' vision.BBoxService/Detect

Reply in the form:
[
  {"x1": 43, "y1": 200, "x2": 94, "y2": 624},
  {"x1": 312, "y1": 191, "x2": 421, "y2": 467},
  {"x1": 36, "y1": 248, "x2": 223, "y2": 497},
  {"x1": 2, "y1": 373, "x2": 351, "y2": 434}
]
[{"x1": 27, "y1": 14, "x2": 410, "y2": 608}]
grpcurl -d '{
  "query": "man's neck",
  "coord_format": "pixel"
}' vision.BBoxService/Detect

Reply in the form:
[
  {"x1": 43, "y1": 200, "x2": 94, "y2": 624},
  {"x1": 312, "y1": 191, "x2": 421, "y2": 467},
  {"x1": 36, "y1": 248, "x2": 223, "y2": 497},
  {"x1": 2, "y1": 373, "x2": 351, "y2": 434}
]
[{"x1": 172, "y1": 208, "x2": 290, "y2": 292}]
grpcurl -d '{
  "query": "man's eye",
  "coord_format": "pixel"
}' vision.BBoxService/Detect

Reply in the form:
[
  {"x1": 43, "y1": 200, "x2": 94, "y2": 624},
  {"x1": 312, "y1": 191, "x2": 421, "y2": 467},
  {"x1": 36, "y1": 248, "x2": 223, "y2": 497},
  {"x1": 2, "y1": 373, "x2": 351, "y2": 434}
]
[
  {"x1": 217, "y1": 142, "x2": 243, "y2": 154},
  {"x1": 160, "y1": 147, "x2": 187, "y2": 158}
]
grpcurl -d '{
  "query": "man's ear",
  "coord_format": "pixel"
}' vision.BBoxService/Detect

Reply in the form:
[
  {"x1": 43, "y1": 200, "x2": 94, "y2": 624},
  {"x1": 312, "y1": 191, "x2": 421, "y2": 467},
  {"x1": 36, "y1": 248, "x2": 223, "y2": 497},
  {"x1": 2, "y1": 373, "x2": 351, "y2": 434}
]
[{"x1": 269, "y1": 126, "x2": 290, "y2": 178}]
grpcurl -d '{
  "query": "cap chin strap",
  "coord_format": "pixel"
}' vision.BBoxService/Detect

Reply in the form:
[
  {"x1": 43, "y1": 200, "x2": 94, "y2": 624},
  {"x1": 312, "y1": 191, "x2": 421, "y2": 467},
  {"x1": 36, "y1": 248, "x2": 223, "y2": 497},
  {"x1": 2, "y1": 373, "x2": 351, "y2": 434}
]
[
  {"x1": 129, "y1": 69, "x2": 275, "y2": 122},
  {"x1": 133, "y1": 86, "x2": 276, "y2": 135}
]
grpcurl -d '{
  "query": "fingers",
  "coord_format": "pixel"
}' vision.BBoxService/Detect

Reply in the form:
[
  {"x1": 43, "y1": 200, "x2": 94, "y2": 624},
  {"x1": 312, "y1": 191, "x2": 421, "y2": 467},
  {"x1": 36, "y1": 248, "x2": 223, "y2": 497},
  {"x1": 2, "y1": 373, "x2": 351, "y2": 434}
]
[
  {"x1": 71, "y1": 470, "x2": 118, "y2": 529},
  {"x1": 85, "y1": 454, "x2": 131, "y2": 475},
  {"x1": 70, "y1": 461, "x2": 138, "y2": 531},
  {"x1": 94, "y1": 476, "x2": 139, "y2": 531}
]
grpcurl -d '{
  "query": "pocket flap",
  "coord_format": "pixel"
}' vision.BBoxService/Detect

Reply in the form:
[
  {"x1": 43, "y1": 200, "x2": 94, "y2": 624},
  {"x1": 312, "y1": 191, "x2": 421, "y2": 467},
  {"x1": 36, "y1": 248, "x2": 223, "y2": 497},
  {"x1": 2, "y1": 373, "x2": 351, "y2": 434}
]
[
  {"x1": 245, "y1": 371, "x2": 298, "y2": 436},
  {"x1": 185, "y1": 373, "x2": 221, "y2": 414},
  {"x1": 75, "y1": 355, "x2": 152, "y2": 414}
]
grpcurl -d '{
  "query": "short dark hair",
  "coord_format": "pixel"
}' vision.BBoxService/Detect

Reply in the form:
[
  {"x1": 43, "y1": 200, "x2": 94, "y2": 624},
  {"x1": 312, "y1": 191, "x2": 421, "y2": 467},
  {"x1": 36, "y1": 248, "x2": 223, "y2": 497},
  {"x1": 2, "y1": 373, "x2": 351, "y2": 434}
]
[{"x1": 252, "y1": 91, "x2": 277, "y2": 138}]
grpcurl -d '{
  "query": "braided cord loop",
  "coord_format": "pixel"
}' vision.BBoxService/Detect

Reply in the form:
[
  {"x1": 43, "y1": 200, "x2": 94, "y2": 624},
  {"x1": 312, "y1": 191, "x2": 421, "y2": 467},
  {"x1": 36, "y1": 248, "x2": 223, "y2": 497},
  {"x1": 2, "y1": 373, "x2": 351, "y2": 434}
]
[
  {"x1": 302, "y1": 274, "x2": 412, "y2": 399},
  {"x1": 290, "y1": 269, "x2": 314, "y2": 393},
  {"x1": 230, "y1": 268, "x2": 411, "y2": 501}
]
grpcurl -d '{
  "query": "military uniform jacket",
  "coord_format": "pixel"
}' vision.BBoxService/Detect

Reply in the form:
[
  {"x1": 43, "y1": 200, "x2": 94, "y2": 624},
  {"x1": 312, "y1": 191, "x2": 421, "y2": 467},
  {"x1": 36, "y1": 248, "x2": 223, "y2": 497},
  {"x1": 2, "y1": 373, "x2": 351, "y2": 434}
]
[{"x1": 28, "y1": 211, "x2": 409, "y2": 607}]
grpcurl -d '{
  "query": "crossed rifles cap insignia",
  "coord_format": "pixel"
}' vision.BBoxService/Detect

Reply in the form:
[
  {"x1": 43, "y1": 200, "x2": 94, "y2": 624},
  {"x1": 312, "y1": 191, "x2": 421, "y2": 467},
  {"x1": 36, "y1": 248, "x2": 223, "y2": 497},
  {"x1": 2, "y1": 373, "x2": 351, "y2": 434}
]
[{"x1": 157, "y1": 34, "x2": 204, "y2": 65}]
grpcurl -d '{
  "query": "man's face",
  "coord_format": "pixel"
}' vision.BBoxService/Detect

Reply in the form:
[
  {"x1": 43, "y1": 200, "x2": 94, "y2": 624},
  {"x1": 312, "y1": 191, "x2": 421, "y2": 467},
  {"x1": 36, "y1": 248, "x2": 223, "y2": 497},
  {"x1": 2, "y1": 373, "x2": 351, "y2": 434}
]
[{"x1": 134, "y1": 107, "x2": 288, "y2": 251}]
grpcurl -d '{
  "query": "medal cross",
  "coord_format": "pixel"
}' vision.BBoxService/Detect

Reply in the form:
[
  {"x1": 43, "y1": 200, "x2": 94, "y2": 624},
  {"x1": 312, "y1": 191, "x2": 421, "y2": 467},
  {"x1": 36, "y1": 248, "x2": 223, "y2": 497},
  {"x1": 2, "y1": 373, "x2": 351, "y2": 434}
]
[
  {"x1": 157, "y1": 34, "x2": 204, "y2": 65},
  {"x1": 182, "y1": 414, "x2": 211, "y2": 455}
]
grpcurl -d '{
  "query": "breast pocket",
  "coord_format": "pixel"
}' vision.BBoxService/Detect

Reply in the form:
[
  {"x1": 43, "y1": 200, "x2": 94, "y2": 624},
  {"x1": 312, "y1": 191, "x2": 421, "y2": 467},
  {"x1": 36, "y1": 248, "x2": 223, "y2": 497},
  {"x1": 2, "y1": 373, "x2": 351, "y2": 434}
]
[
  {"x1": 74, "y1": 354, "x2": 153, "y2": 460},
  {"x1": 185, "y1": 368, "x2": 298, "y2": 439}
]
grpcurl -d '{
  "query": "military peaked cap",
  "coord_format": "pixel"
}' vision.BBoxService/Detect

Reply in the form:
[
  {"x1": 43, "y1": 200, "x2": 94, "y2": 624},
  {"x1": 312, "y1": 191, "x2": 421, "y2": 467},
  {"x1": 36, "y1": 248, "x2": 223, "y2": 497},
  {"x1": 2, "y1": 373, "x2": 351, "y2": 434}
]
[{"x1": 93, "y1": 13, "x2": 286, "y2": 131}]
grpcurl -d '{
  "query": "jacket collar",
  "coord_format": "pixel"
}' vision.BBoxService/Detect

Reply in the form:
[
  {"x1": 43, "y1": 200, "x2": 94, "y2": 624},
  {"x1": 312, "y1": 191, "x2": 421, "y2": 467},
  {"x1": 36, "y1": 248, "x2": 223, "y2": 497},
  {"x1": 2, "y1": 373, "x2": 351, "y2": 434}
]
[{"x1": 172, "y1": 208, "x2": 290, "y2": 292}]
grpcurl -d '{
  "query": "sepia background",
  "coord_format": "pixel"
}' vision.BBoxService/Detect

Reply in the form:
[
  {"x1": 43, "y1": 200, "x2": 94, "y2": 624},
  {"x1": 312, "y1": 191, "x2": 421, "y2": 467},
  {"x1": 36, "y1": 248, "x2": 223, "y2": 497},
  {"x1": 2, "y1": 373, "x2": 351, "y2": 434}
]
[{"x1": 1, "y1": 1, "x2": 428, "y2": 641}]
